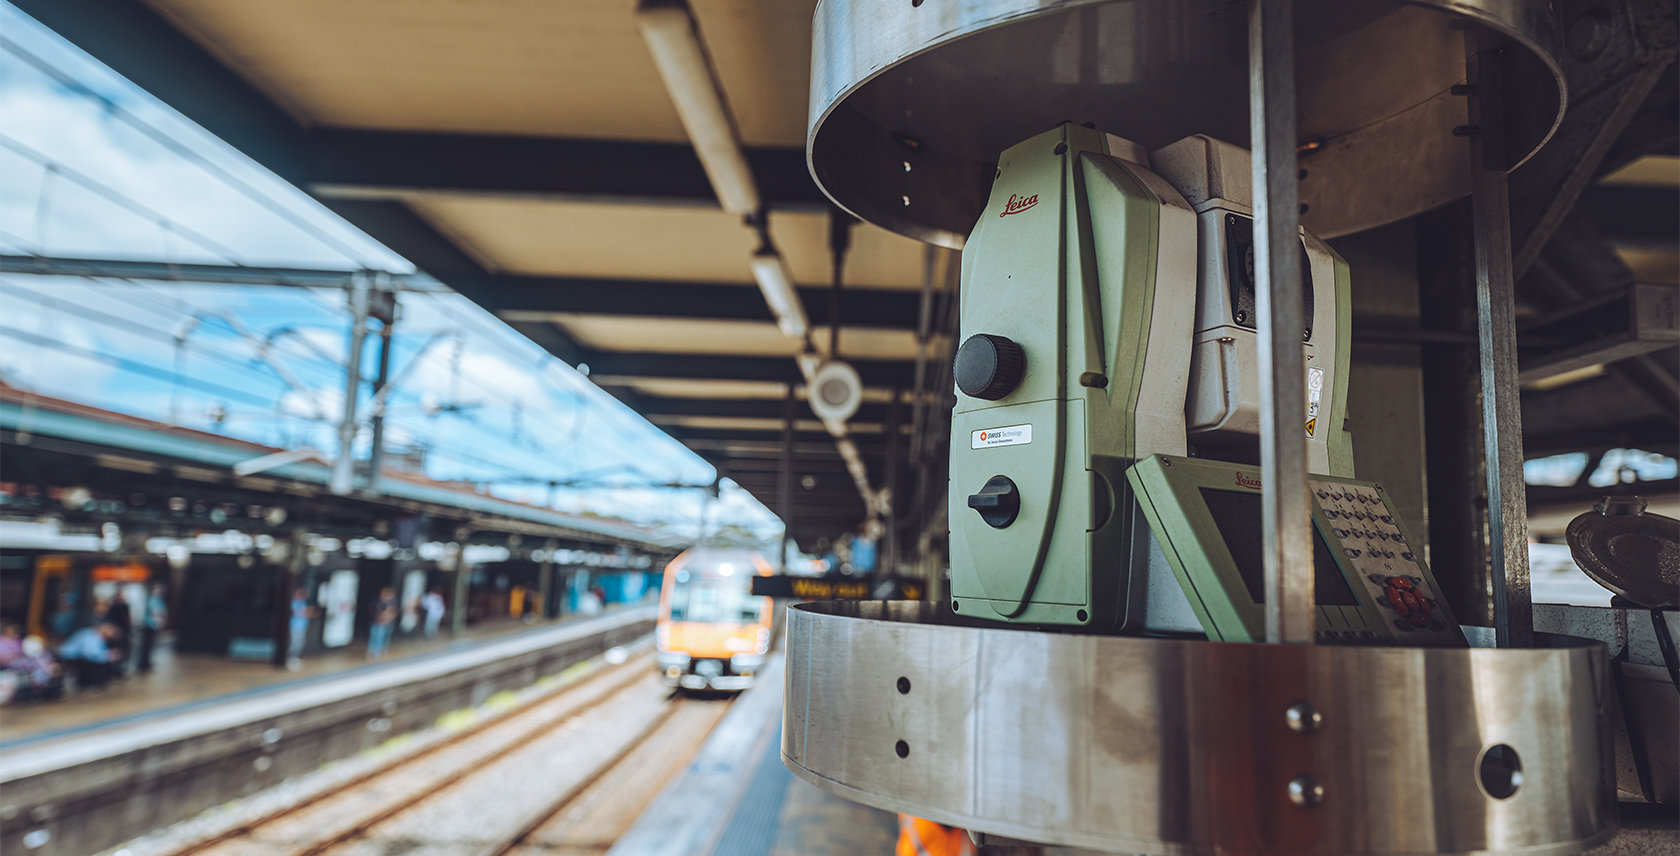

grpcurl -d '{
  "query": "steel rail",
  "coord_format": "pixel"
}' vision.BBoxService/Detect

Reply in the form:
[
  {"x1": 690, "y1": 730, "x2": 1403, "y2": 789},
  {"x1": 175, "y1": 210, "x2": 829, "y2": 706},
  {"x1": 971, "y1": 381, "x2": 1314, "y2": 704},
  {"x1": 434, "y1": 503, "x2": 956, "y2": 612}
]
[
  {"x1": 164, "y1": 649, "x2": 654, "y2": 856},
  {"x1": 475, "y1": 701, "x2": 693, "y2": 856}
]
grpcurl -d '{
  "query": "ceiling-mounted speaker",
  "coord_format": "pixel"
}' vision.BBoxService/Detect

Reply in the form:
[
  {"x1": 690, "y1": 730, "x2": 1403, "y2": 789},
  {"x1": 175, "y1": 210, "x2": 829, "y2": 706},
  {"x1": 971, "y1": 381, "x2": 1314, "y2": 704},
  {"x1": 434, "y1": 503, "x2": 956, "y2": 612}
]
[{"x1": 809, "y1": 360, "x2": 863, "y2": 424}]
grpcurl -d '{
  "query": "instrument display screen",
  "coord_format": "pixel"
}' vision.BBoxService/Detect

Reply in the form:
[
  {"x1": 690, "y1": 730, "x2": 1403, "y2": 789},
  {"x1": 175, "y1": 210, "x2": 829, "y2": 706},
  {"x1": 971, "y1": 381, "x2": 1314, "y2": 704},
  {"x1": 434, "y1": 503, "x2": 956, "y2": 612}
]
[{"x1": 1199, "y1": 488, "x2": 1359, "y2": 606}]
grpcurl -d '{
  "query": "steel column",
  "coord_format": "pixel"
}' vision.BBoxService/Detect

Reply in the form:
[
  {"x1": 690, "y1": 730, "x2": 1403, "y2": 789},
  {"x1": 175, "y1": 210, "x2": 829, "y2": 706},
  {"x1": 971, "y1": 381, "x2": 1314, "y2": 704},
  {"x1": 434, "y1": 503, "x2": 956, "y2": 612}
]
[
  {"x1": 329, "y1": 273, "x2": 371, "y2": 496},
  {"x1": 1465, "y1": 40, "x2": 1534, "y2": 648},
  {"x1": 780, "y1": 384, "x2": 796, "y2": 568},
  {"x1": 1249, "y1": 0, "x2": 1314, "y2": 644},
  {"x1": 365, "y1": 294, "x2": 395, "y2": 495}
]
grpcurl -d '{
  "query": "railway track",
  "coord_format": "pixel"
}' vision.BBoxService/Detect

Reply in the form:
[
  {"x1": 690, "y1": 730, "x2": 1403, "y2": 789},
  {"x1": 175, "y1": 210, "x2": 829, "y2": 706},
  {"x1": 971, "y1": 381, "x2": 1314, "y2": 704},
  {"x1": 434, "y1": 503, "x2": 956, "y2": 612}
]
[{"x1": 168, "y1": 650, "x2": 734, "y2": 856}]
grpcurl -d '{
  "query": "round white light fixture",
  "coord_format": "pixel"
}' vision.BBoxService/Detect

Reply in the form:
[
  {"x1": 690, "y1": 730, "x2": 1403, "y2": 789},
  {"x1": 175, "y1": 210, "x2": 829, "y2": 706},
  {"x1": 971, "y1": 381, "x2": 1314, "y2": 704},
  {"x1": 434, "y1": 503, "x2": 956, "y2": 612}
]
[{"x1": 809, "y1": 360, "x2": 863, "y2": 424}]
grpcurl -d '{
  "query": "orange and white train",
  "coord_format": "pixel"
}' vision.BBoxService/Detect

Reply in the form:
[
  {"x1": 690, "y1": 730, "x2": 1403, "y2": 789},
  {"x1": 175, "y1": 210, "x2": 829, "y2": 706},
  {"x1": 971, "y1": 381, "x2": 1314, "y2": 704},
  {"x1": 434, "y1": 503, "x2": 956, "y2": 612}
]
[{"x1": 654, "y1": 548, "x2": 774, "y2": 691}]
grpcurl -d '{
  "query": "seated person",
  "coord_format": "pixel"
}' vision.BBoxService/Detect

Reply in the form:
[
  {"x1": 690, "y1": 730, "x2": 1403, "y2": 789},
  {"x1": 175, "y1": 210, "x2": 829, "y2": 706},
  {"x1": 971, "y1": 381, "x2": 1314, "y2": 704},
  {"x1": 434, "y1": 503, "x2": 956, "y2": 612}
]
[
  {"x1": 59, "y1": 623, "x2": 119, "y2": 690},
  {"x1": 0, "y1": 623, "x2": 22, "y2": 667},
  {"x1": 9, "y1": 636, "x2": 64, "y2": 702}
]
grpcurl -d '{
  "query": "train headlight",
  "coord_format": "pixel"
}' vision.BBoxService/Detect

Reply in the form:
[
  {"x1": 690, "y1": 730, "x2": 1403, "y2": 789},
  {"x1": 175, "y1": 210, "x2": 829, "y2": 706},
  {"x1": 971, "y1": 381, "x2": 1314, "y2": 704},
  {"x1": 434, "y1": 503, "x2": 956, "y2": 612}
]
[
  {"x1": 755, "y1": 627, "x2": 770, "y2": 654},
  {"x1": 656, "y1": 624, "x2": 670, "y2": 650},
  {"x1": 730, "y1": 652, "x2": 765, "y2": 672}
]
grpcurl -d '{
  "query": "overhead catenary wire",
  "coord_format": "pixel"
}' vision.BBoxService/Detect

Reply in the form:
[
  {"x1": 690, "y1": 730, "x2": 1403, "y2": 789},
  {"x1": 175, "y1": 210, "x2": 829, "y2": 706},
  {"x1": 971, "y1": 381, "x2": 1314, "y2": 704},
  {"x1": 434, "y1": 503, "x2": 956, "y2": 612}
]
[
  {"x1": 0, "y1": 50, "x2": 747, "y2": 525},
  {"x1": 0, "y1": 134, "x2": 696, "y2": 486},
  {"x1": 0, "y1": 132, "x2": 245, "y2": 264}
]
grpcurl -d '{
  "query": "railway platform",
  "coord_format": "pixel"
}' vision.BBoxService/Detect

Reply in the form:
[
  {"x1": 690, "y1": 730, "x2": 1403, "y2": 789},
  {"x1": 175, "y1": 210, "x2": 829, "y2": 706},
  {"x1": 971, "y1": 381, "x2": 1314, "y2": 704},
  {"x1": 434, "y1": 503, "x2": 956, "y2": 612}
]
[
  {"x1": 0, "y1": 606, "x2": 656, "y2": 856},
  {"x1": 1, "y1": 605, "x2": 651, "y2": 748}
]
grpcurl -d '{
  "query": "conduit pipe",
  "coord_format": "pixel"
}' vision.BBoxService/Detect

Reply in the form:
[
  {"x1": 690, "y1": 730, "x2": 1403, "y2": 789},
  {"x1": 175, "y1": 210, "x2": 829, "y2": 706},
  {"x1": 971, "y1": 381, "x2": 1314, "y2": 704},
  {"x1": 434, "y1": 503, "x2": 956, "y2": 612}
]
[{"x1": 636, "y1": 0, "x2": 877, "y2": 521}]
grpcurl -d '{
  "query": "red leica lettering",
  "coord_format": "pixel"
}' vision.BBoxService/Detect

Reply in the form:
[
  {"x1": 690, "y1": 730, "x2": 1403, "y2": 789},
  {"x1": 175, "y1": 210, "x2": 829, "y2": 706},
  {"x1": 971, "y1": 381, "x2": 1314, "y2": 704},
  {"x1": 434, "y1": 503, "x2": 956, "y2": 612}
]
[
  {"x1": 1234, "y1": 472, "x2": 1262, "y2": 490},
  {"x1": 1000, "y1": 193, "x2": 1039, "y2": 217}
]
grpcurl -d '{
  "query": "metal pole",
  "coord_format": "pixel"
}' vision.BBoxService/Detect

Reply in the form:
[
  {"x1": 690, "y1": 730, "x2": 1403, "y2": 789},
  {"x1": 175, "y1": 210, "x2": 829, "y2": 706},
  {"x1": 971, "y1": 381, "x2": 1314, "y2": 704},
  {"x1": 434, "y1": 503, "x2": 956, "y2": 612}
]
[
  {"x1": 330, "y1": 273, "x2": 371, "y2": 495},
  {"x1": 1464, "y1": 38, "x2": 1534, "y2": 648},
  {"x1": 1249, "y1": 0, "x2": 1314, "y2": 644},
  {"x1": 451, "y1": 557, "x2": 470, "y2": 636},
  {"x1": 828, "y1": 207, "x2": 853, "y2": 358},
  {"x1": 365, "y1": 297, "x2": 396, "y2": 495},
  {"x1": 780, "y1": 384, "x2": 796, "y2": 569},
  {"x1": 538, "y1": 540, "x2": 556, "y2": 620},
  {"x1": 882, "y1": 387, "x2": 901, "y2": 579}
]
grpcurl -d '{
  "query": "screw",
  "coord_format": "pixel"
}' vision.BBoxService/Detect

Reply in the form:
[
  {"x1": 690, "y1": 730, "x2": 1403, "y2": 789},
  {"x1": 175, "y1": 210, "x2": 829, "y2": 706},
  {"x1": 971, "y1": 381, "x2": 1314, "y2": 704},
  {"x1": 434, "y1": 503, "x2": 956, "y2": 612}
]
[
  {"x1": 1287, "y1": 775, "x2": 1324, "y2": 807},
  {"x1": 1285, "y1": 701, "x2": 1323, "y2": 733}
]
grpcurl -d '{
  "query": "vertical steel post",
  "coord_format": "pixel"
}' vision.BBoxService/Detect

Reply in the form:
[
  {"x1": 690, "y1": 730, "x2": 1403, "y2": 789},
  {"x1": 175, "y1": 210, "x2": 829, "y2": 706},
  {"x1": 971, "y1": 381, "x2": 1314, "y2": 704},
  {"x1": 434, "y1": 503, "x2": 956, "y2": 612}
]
[
  {"x1": 330, "y1": 273, "x2": 371, "y2": 495},
  {"x1": 538, "y1": 539, "x2": 556, "y2": 620},
  {"x1": 1464, "y1": 39, "x2": 1534, "y2": 648},
  {"x1": 1249, "y1": 0, "x2": 1314, "y2": 643},
  {"x1": 365, "y1": 294, "x2": 396, "y2": 495},
  {"x1": 780, "y1": 383, "x2": 796, "y2": 569},
  {"x1": 882, "y1": 387, "x2": 901, "y2": 579},
  {"x1": 451, "y1": 557, "x2": 470, "y2": 636}
]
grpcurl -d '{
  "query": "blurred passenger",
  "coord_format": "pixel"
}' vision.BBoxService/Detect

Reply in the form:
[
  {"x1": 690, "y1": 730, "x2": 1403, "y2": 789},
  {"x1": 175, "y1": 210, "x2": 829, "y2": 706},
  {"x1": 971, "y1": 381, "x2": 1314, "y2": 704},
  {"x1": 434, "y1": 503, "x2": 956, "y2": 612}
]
[
  {"x1": 49, "y1": 592, "x2": 77, "y2": 639},
  {"x1": 367, "y1": 587, "x2": 398, "y2": 660},
  {"x1": 60, "y1": 623, "x2": 120, "y2": 689},
  {"x1": 106, "y1": 596, "x2": 133, "y2": 677},
  {"x1": 287, "y1": 588, "x2": 317, "y2": 670},
  {"x1": 8, "y1": 636, "x2": 64, "y2": 702},
  {"x1": 421, "y1": 588, "x2": 446, "y2": 638},
  {"x1": 137, "y1": 584, "x2": 168, "y2": 673},
  {"x1": 0, "y1": 623, "x2": 22, "y2": 666}
]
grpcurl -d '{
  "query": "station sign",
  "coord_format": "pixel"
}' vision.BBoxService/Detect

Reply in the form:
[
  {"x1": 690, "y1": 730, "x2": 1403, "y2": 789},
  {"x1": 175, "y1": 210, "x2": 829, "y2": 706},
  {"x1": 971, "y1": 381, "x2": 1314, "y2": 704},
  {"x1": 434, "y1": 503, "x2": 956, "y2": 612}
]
[{"x1": 751, "y1": 575, "x2": 923, "y2": 601}]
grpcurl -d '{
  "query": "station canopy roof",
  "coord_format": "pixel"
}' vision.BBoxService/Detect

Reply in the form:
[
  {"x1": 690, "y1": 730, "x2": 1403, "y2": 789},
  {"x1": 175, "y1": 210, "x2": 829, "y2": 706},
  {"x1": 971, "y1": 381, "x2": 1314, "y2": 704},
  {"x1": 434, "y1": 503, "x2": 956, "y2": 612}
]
[
  {"x1": 14, "y1": 0, "x2": 1677, "y2": 551},
  {"x1": 20, "y1": 0, "x2": 950, "y2": 551}
]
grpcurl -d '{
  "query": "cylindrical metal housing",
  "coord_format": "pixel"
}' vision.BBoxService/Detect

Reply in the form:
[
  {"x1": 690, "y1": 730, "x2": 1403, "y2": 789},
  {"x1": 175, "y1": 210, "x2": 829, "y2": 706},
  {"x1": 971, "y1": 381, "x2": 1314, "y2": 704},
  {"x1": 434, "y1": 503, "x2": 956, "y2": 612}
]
[
  {"x1": 782, "y1": 601, "x2": 1617, "y2": 855},
  {"x1": 807, "y1": 0, "x2": 1565, "y2": 247}
]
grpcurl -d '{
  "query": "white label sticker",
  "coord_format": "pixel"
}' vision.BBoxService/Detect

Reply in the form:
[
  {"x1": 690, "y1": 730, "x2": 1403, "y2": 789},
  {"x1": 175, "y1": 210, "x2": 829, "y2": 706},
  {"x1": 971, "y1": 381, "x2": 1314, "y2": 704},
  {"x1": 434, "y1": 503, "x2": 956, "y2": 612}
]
[
  {"x1": 971, "y1": 424, "x2": 1032, "y2": 449},
  {"x1": 1305, "y1": 366, "x2": 1325, "y2": 437}
]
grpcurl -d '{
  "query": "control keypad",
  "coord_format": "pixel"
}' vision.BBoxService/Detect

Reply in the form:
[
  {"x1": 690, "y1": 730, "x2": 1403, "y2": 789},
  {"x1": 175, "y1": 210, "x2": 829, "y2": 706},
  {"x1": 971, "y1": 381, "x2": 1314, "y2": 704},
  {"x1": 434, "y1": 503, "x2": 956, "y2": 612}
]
[{"x1": 1312, "y1": 481, "x2": 1456, "y2": 642}]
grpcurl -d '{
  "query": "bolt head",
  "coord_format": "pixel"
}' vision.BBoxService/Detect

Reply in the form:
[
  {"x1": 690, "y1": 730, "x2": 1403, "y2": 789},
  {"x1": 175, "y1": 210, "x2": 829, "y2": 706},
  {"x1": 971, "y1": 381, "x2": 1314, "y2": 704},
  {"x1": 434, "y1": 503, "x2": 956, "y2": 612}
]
[
  {"x1": 1285, "y1": 701, "x2": 1323, "y2": 733},
  {"x1": 1288, "y1": 775, "x2": 1324, "y2": 808}
]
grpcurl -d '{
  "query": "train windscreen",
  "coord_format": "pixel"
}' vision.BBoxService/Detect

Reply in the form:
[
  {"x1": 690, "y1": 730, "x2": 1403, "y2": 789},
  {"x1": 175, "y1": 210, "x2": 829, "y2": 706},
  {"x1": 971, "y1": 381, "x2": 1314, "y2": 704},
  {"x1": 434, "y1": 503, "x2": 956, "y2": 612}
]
[{"x1": 667, "y1": 575, "x2": 762, "y2": 624}]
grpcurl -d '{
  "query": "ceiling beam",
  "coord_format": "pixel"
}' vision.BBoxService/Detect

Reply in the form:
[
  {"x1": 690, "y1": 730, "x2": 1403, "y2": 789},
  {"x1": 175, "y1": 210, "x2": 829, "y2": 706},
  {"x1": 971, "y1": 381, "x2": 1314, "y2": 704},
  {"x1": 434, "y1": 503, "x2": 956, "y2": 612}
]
[
  {"x1": 1573, "y1": 185, "x2": 1680, "y2": 249},
  {"x1": 1507, "y1": 0, "x2": 1677, "y2": 275},
  {"x1": 305, "y1": 129, "x2": 826, "y2": 211},
  {"x1": 582, "y1": 352, "x2": 916, "y2": 387},
  {"x1": 12, "y1": 1, "x2": 827, "y2": 213},
  {"x1": 495, "y1": 278, "x2": 920, "y2": 329},
  {"x1": 317, "y1": 199, "x2": 587, "y2": 366},
  {"x1": 674, "y1": 427, "x2": 896, "y2": 449},
  {"x1": 636, "y1": 396, "x2": 894, "y2": 423}
]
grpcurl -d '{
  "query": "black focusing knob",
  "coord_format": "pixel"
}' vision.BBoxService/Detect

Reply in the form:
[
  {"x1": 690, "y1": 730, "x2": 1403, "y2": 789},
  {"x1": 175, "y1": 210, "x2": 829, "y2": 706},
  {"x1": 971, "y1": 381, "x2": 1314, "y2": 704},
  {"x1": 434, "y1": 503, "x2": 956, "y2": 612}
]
[
  {"x1": 967, "y1": 475, "x2": 1020, "y2": 528},
  {"x1": 954, "y1": 334, "x2": 1025, "y2": 400}
]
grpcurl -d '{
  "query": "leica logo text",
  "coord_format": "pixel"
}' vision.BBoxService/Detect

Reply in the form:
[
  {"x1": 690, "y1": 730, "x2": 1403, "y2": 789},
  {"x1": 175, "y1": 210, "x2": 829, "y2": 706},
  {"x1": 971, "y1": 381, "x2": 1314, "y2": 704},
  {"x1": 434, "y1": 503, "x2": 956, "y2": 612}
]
[
  {"x1": 1000, "y1": 193, "x2": 1039, "y2": 217},
  {"x1": 1235, "y1": 472, "x2": 1262, "y2": 490}
]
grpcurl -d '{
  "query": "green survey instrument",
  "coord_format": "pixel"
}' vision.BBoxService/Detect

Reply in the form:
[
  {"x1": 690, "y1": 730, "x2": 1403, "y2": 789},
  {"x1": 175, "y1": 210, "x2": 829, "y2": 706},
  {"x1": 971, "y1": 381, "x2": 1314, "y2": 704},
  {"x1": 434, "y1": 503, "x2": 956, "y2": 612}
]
[
  {"x1": 948, "y1": 124, "x2": 1363, "y2": 634},
  {"x1": 1127, "y1": 455, "x2": 1466, "y2": 645},
  {"x1": 947, "y1": 123, "x2": 1197, "y2": 629}
]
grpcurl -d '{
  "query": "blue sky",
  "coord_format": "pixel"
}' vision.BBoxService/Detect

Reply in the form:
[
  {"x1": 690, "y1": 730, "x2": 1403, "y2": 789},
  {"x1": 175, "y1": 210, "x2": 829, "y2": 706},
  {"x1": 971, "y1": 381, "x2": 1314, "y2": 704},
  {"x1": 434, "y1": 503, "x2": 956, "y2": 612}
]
[{"x1": 0, "y1": 3, "x2": 782, "y2": 545}]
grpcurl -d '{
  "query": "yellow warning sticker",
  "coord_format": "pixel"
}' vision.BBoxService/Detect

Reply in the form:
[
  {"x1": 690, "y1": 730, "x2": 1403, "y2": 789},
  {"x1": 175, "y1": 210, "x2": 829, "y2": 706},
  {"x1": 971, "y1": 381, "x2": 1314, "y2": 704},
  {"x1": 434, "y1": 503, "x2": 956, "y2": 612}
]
[{"x1": 1305, "y1": 366, "x2": 1324, "y2": 438}]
